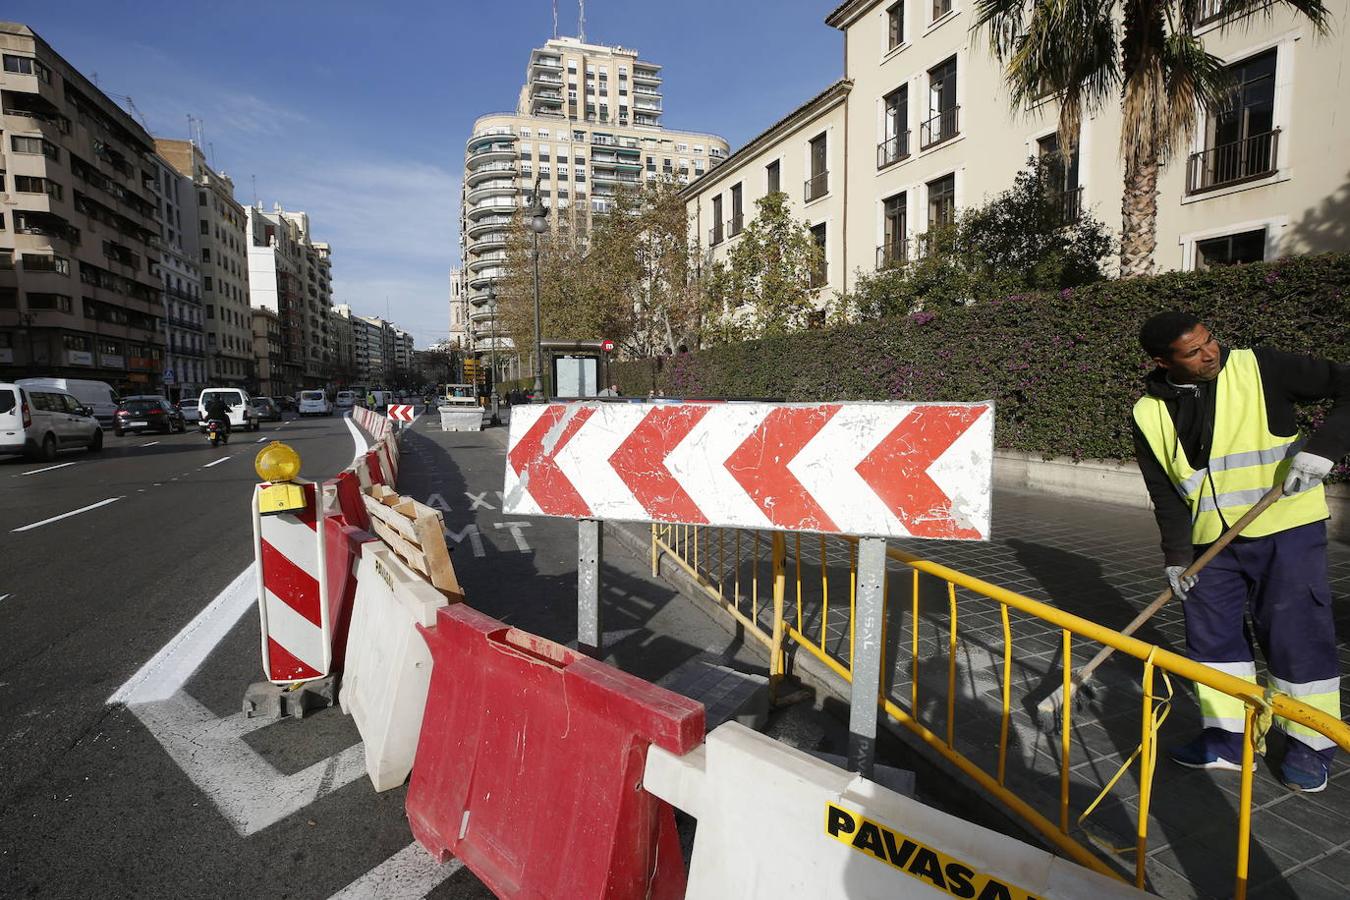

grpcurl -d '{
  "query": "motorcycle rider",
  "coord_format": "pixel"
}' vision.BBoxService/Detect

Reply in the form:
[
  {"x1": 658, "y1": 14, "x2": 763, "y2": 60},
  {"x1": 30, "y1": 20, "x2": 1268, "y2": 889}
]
[{"x1": 204, "y1": 394, "x2": 232, "y2": 438}]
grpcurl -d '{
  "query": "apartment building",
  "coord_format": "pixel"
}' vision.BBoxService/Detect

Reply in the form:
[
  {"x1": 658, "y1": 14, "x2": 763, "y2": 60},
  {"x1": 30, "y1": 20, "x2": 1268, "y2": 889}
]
[
  {"x1": 149, "y1": 153, "x2": 205, "y2": 401},
  {"x1": 0, "y1": 23, "x2": 165, "y2": 391},
  {"x1": 155, "y1": 138, "x2": 252, "y2": 386},
  {"x1": 686, "y1": 1, "x2": 1350, "y2": 310},
  {"x1": 460, "y1": 36, "x2": 729, "y2": 361},
  {"x1": 250, "y1": 306, "x2": 283, "y2": 397},
  {"x1": 331, "y1": 303, "x2": 355, "y2": 383},
  {"x1": 243, "y1": 204, "x2": 333, "y2": 392}
]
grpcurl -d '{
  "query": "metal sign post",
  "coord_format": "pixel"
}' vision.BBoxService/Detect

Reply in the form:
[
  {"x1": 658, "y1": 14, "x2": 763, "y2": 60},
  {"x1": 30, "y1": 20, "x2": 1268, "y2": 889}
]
[
  {"x1": 577, "y1": 519, "x2": 603, "y2": 657},
  {"x1": 848, "y1": 536, "x2": 888, "y2": 778}
]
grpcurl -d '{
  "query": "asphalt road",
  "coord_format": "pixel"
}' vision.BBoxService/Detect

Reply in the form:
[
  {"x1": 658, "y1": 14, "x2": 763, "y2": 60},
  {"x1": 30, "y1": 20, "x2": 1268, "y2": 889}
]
[{"x1": 0, "y1": 412, "x2": 492, "y2": 899}]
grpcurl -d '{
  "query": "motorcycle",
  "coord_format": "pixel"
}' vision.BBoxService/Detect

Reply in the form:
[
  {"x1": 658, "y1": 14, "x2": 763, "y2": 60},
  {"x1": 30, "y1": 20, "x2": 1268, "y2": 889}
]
[{"x1": 206, "y1": 419, "x2": 229, "y2": 448}]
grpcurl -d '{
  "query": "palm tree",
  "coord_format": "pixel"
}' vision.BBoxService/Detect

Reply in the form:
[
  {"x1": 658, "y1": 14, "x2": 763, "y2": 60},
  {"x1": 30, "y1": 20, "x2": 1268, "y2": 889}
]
[{"x1": 974, "y1": 0, "x2": 1328, "y2": 275}]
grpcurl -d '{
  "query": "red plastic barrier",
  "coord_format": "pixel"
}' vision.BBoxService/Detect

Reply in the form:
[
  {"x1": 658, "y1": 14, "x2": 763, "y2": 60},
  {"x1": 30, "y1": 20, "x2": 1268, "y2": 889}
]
[
  {"x1": 407, "y1": 604, "x2": 704, "y2": 899},
  {"x1": 323, "y1": 509, "x2": 377, "y2": 673},
  {"x1": 365, "y1": 449, "x2": 386, "y2": 486},
  {"x1": 334, "y1": 470, "x2": 371, "y2": 532}
]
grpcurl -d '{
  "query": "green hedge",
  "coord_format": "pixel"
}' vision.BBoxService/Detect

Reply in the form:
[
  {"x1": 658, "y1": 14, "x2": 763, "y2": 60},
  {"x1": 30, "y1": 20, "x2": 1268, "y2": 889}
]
[{"x1": 612, "y1": 254, "x2": 1349, "y2": 470}]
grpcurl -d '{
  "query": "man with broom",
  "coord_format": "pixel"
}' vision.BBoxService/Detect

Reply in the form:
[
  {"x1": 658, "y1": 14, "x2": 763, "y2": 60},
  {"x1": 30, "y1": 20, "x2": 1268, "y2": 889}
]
[{"x1": 1132, "y1": 311, "x2": 1348, "y2": 792}]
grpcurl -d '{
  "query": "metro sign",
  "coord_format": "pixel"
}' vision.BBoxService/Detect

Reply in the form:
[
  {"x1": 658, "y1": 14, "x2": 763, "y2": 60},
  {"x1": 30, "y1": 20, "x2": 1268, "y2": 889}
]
[
  {"x1": 503, "y1": 401, "x2": 993, "y2": 540},
  {"x1": 387, "y1": 405, "x2": 416, "y2": 422}
]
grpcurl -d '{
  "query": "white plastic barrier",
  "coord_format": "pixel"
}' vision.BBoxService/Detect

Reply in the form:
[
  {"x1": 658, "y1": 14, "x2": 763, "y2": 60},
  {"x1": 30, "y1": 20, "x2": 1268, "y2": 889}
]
[
  {"x1": 340, "y1": 544, "x2": 448, "y2": 791},
  {"x1": 643, "y1": 723, "x2": 1146, "y2": 899},
  {"x1": 440, "y1": 408, "x2": 483, "y2": 432}
]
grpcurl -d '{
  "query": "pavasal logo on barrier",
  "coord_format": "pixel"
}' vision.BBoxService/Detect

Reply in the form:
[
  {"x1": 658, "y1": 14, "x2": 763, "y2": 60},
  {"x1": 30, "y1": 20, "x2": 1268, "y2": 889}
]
[{"x1": 825, "y1": 803, "x2": 1043, "y2": 900}]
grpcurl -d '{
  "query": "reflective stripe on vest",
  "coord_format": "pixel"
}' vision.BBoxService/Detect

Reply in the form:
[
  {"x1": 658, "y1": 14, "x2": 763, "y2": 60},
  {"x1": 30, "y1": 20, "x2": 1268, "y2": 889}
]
[{"x1": 1133, "y1": 348, "x2": 1328, "y2": 545}]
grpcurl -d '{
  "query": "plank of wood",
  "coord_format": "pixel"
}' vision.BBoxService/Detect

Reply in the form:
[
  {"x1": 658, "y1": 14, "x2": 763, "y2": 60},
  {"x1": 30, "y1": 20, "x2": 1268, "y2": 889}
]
[
  {"x1": 361, "y1": 495, "x2": 420, "y2": 544},
  {"x1": 412, "y1": 511, "x2": 462, "y2": 599},
  {"x1": 367, "y1": 518, "x2": 430, "y2": 578}
]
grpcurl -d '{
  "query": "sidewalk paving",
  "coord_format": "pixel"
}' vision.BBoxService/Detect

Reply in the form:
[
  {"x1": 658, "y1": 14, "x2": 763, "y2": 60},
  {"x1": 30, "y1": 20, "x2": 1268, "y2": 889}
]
[{"x1": 406, "y1": 409, "x2": 1348, "y2": 898}]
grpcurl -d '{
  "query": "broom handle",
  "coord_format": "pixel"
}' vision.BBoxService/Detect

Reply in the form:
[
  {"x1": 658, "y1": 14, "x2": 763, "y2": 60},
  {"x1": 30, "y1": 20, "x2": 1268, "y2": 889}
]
[{"x1": 1069, "y1": 482, "x2": 1286, "y2": 689}]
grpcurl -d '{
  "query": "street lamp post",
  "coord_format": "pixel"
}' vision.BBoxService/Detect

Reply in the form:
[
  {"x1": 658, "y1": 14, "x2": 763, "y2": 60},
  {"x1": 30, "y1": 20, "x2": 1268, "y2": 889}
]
[
  {"x1": 485, "y1": 282, "x2": 501, "y2": 426},
  {"x1": 526, "y1": 174, "x2": 549, "y2": 400}
]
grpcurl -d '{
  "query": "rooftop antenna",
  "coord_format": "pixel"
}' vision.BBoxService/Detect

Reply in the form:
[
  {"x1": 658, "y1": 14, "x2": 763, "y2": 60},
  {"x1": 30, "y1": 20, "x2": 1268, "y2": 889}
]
[
  {"x1": 578, "y1": 0, "x2": 585, "y2": 42},
  {"x1": 208, "y1": 141, "x2": 216, "y2": 168},
  {"x1": 552, "y1": 0, "x2": 558, "y2": 37},
  {"x1": 251, "y1": 174, "x2": 258, "y2": 207}
]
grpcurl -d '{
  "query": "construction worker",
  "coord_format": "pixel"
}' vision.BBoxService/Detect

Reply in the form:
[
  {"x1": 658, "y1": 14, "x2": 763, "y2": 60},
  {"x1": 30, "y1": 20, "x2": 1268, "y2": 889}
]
[{"x1": 1132, "y1": 311, "x2": 1348, "y2": 792}]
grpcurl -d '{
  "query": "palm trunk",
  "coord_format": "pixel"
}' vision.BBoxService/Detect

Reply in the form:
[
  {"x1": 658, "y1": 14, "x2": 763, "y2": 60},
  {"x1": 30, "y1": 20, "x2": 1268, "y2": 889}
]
[{"x1": 1120, "y1": 151, "x2": 1159, "y2": 275}]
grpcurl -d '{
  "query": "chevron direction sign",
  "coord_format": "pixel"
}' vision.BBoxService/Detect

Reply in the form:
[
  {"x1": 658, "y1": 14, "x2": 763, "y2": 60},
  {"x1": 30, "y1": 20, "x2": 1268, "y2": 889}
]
[
  {"x1": 502, "y1": 401, "x2": 993, "y2": 540},
  {"x1": 387, "y1": 405, "x2": 416, "y2": 422}
]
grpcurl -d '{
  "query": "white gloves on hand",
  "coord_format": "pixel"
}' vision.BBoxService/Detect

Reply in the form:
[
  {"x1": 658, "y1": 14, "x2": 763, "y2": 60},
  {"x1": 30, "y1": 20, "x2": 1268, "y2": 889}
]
[
  {"x1": 1283, "y1": 451, "x2": 1334, "y2": 495},
  {"x1": 1166, "y1": 565, "x2": 1197, "y2": 601}
]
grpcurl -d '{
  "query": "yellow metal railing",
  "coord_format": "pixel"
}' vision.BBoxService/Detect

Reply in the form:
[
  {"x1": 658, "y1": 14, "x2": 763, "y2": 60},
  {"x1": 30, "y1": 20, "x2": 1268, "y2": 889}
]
[{"x1": 651, "y1": 522, "x2": 1350, "y2": 898}]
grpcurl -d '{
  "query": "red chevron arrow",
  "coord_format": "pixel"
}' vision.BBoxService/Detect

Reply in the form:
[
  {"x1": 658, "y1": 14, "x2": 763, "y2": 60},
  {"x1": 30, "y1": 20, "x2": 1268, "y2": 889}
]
[
  {"x1": 856, "y1": 405, "x2": 987, "y2": 539},
  {"x1": 609, "y1": 405, "x2": 711, "y2": 523},
  {"x1": 507, "y1": 406, "x2": 594, "y2": 517},
  {"x1": 725, "y1": 405, "x2": 841, "y2": 531}
]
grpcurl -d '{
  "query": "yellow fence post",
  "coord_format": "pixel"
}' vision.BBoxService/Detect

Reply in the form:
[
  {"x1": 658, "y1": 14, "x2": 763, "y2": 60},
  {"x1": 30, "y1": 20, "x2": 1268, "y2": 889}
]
[{"x1": 769, "y1": 532, "x2": 788, "y2": 703}]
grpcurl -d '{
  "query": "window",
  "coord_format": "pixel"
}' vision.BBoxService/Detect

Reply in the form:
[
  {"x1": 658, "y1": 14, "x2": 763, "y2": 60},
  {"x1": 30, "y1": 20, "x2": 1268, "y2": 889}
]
[
  {"x1": 809, "y1": 223, "x2": 828, "y2": 288},
  {"x1": 0, "y1": 249, "x2": 13, "y2": 269},
  {"x1": 1188, "y1": 49, "x2": 1278, "y2": 194},
  {"x1": 711, "y1": 195, "x2": 723, "y2": 245},
  {"x1": 201, "y1": 248, "x2": 211, "y2": 263},
  {"x1": 27, "y1": 292, "x2": 73, "y2": 313},
  {"x1": 22, "y1": 254, "x2": 70, "y2": 276},
  {"x1": 933, "y1": 0, "x2": 952, "y2": 19},
  {"x1": 927, "y1": 174, "x2": 956, "y2": 229},
  {"x1": 881, "y1": 193, "x2": 908, "y2": 267},
  {"x1": 880, "y1": 86, "x2": 910, "y2": 167},
  {"x1": 200, "y1": 219, "x2": 209, "y2": 235},
  {"x1": 730, "y1": 184, "x2": 744, "y2": 235},
  {"x1": 1037, "y1": 133, "x2": 1081, "y2": 220},
  {"x1": 806, "y1": 133, "x2": 828, "y2": 201},
  {"x1": 3, "y1": 54, "x2": 51, "y2": 83},
  {"x1": 922, "y1": 57, "x2": 959, "y2": 148},
  {"x1": 11, "y1": 135, "x2": 59, "y2": 161},
  {"x1": 887, "y1": 1, "x2": 905, "y2": 49},
  {"x1": 1196, "y1": 229, "x2": 1266, "y2": 269},
  {"x1": 766, "y1": 160, "x2": 781, "y2": 195}
]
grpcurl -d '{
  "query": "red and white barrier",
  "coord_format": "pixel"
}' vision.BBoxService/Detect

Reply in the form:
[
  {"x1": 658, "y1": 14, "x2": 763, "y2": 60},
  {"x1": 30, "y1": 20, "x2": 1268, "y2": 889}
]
[
  {"x1": 252, "y1": 480, "x2": 333, "y2": 683},
  {"x1": 644, "y1": 722, "x2": 1145, "y2": 899},
  {"x1": 504, "y1": 400, "x2": 994, "y2": 540}
]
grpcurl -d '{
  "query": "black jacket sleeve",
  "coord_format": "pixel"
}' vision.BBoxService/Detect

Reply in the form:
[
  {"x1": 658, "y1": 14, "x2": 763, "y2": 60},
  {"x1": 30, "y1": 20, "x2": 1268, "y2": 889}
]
[
  {"x1": 1254, "y1": 347, "x2": 1350, "y2": 463},
  {"x1": 1133, "y1": 418, "x2": 1195, "y2": 567}
]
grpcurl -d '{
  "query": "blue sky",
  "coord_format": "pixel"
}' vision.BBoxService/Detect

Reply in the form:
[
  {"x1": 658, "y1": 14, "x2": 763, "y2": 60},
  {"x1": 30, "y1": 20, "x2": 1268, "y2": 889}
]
[{"x1": 11, "y1": 1, "x2": 842, "y2": 346}]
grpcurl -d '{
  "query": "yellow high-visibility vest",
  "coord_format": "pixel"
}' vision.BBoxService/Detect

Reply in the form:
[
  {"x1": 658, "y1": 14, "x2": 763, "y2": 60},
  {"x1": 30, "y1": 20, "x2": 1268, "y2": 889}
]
[{"x1": 1133, "y1": 348, "x2": 1328, "y2": 544}]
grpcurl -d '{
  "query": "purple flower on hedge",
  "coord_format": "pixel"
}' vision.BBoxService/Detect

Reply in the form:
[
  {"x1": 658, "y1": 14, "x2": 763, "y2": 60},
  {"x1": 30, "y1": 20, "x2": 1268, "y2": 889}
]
[
  {"x1": 1059, "y1": 288, "x2": 1074, "y2": 300},
  {"x1": 910, "y1": 311, "x2": 936, "y2": 326},
  {"x1": 1265, "y1": 271, "x2": 1280, "y2": 284}
]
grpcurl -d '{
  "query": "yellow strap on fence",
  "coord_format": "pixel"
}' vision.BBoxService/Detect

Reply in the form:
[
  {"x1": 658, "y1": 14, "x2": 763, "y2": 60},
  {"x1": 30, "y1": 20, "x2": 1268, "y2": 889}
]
[
  {"x1": 1077, "y1": 663, "x2": 1174, "y2": 854},
  {"x1": 1253, "y1": 687, "x2": 1277, "y2": 757}
]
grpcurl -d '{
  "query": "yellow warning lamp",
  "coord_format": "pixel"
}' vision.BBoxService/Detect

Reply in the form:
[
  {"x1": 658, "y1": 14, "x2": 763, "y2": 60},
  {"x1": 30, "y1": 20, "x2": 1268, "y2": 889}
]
[{"x1": 255, "y1": 441, "x2": 307, "y2": 515}]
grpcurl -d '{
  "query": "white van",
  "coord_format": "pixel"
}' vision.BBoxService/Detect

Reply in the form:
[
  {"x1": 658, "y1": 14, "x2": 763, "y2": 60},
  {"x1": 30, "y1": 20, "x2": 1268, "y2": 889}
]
[
  {"x1": 334, "y1": 390, "x2": 356, "y2": 410},
  {"x1": 17, "y1": 378, "x2": 119, "y2": 427},
  {"x1": 197, "y1": 387, "x2": 260, "y2": 433},
  {"x1": 298, "y1": 390, "x2": 332, "y2": 417},
  {"x1": 0, "y1": 383, "x2": 104, "y2": 460}
]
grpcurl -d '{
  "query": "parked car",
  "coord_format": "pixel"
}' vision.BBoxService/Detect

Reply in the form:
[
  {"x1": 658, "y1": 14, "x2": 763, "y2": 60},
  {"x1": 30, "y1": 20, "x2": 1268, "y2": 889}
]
[
  {"x1": 16, "y1": 377, "x2": 119, "y2": 428},
  {"x1": 253, "y1": 397, "x2": 282, "y2": 422},
  {"x1": 197, "y1": 387, "x2": 260, "y2": 433},
  {"x1": 114, "y1": 396, "x2": 186, "y2": 436},
  {"x1": 335, "y1": 390, "x2": 356, "y2": 410},
  {"x1": 275, "y1": 395, "x2": 298, "y2": 412},
  {"x1": 178, "y1": 398, "x2": 201, "y2": 424},
  {"x1": 0, "y1": 383, "x2": 103, "y2": 460},
  {"x1": 298, "y1": 390, "x2": 332, "y2": 417}
]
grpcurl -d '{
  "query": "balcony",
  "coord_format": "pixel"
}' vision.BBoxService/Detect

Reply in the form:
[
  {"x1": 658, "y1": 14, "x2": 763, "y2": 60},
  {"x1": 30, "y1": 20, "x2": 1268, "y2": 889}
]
[
  {"x1": 468, "y1": 252, "x2": 508, "y2": 272},
  {"x1": 532, "y1": 72, "x2": 564, "y2": 86},
  {"x1": 709, "y1": 224, "x2": 723, "y2": 247},
  {"x1": 804, "y1": 171, "x2": 829, "y2": 202},
  {"x1": 467, "y1": 128, "x2": 515, "y2": 149},
  {"x1": 632, "y1": 68, "x2": 662, "y2": 84},
  {"x1": 532, "y1": 54, "x2": 563, "y2": 70},
  {"x1": 920, "y1": 106, "x2": 960, "y2": 150},
  {"x1": 468, "y1": 267, "x2": 506, "y2": 289},
  {"x1": 466, "y1": 180, "x2": 518, "y2": 204},
  {"x1": 727, "y1": 214, "x2": 744, "y2": 237},
  {"x1": 467, "y1": 197, "x2": 520, "y2": 219},
  {"x1": 809, "y1": 261, "x2": 828, "y2": 289},
  {"x1": 466, "y1": 215, "x2": 513, "y2": 237},
  {"x1": 467, "y1": 143, "x2": 517, "y2": 165},
  {"x1": 465, "y1": 161, "x2": 518, "y2": 187},
  {"x1": 877, "y1": 131, "x2": 911, "y2": 169},
  {"x1": 1186, "y1": 130, "x2": 1279, "y2": 194},
  {"x1": 876, "y1": 242, "x2": 908, "y2": 270},
  {"x1": 470, "y1": 231, "x2": 508, "y2": 253}
]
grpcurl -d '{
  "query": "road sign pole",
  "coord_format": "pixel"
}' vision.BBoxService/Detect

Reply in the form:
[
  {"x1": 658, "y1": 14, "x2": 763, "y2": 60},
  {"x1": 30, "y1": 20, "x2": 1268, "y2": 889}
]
[
  {"x1": 847, "y1": 536, "x2": 887, "y2": 779},
  {"x1": 577, "y1": 518, "x2": 603, "y2": 658}
]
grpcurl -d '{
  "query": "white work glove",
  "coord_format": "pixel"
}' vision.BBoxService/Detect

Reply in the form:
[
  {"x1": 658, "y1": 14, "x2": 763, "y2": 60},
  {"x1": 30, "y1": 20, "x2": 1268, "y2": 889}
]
[
  {"x1": 1166, "y1": 566, "x2": 1197, "y2": 601},
  {"x1": 1283, "y1": 451, "x2": 1334, "y2": 495}
]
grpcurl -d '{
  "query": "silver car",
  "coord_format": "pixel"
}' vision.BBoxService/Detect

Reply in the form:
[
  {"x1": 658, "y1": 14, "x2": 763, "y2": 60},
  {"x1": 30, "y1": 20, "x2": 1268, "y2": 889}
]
[{"x1": 177, "y1": 398, "x2": 201, "y2": 424}]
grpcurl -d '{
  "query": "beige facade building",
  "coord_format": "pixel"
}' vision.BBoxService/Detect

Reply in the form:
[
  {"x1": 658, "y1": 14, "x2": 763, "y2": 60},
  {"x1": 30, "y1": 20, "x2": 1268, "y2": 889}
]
[
  {"x1": 0, "y1": 23, "x2": 166, "y2": 392},
  {"x1": 149, "y1": 153, "x2": 205, "y2": 401},
  {"x1": 448, "y1": 266, "x2": 467, "y2": 348},
  {"x1": 250, "y1": 306, "x2": 282, "y2": 397},
  {"x1": 460, "y1": 36, "x2": 730, "y2": 364},
  {"x1": 686, "y1": 1, "x2": 1350, "y2": 311},
  {"x1": 155, "y1": 138, "x2": 252, "y2": 386}
]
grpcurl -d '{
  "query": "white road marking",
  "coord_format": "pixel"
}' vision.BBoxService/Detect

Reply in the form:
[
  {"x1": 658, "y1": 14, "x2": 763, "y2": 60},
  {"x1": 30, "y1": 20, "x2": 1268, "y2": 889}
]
[
  {"x1": 141, "y1": 441, "x2": 160, "y2": 447},
  {"x1": 256, "y1": 437, "x2": 266, "y2": 443},
  {"x1": 0, "y1": 593, "x2": 10, "y2": 604},
  {"x1": 20, "y1": 461, "x2": 77, "y2": 476},
  {"x1": 12, "y1": 497, "x2": 124, "y2": 532},
  {"x1": 202, "y1": 456, "x2": 231, "y2": 468},
  {"x1": 326, "y1": 842, "x2": 463, "y2": 900}
]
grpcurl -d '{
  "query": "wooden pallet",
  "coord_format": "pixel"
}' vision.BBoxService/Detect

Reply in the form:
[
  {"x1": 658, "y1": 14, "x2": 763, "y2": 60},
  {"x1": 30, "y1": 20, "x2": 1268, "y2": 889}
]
[{"x1": 361, "y1": 484, "x2": 464, "y2": 600}]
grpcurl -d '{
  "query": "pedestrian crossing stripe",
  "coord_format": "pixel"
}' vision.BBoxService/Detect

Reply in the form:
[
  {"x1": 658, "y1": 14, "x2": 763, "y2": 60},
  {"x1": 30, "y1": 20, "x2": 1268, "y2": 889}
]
[{"x1": 825, "y1": 803, "x2": 1043, "y2": 900}]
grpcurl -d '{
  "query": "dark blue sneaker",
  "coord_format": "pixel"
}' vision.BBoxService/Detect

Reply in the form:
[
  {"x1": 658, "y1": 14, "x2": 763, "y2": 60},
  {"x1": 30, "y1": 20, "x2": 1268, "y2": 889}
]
[
  {"x1": 1168, "y1": 728, "x2": 1246, "y2": 771},
  {"x1": 1281, "y1": 739, "x2": 1330, "y2": 793}
]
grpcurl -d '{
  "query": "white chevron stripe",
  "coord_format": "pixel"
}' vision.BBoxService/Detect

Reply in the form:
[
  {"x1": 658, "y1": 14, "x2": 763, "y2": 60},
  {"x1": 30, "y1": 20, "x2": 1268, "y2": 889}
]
[
  {"x1": 926, "y1": 403, "x2": 994, "y2": 537},
  {"x1": 259, "y1": 515, "x2": 321, "y2": 582},
  {"x1": 557, "y1": 404, "x2": 649, "y2": 520},
  {"x1": 791, "y1": 404, "x2": 912, "y2": 538},
  {"x1": 666, "y1": 404, "x2": 772, "y2": 528}
]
